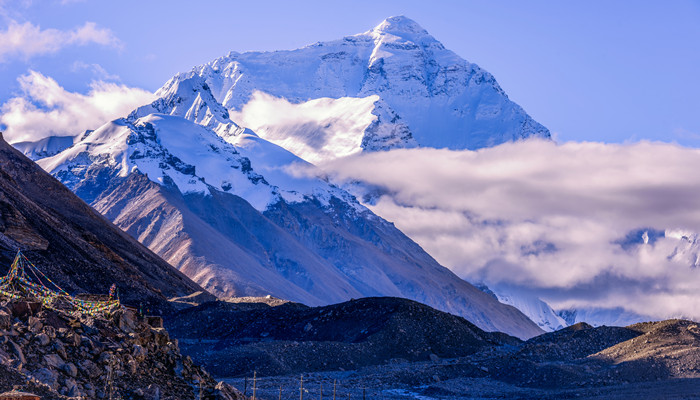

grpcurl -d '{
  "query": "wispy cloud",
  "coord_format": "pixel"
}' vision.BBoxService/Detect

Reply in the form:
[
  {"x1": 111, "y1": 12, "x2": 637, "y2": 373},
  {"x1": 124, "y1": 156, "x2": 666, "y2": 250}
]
[
  {"x1": 303, "y1": 140, "x2": 700, "y2": 320},
  {"x1": 71, "y1": 61, "x2": 120, "y2": 81},
  {"x1": 0, "y1": 70, "x2": 155, "y2": 142},
  {"x1": 0, "y1": 20, "x2": 122, "y2": 62}
]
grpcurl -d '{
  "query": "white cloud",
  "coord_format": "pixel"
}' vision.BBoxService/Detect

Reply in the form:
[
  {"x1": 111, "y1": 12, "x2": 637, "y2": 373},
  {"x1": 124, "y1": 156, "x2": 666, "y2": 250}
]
[
  {"x1": 304, "y1": 140, "x2": 700, "y2": 320},
  {"x1": 0, "y1": 70, "x2": 155, "y2": 142},
  {"x1": 0, "y1": 20, "x2": 122, "y2": 62},
  {"x1": 71, "y1": 61, "x2": 120, "y2": 81}
]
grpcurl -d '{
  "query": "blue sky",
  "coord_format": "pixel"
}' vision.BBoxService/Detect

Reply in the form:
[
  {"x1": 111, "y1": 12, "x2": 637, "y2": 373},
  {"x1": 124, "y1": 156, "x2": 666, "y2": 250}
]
[{"x1": 1, "y1": 0, "x2": 699, "y2": 144}]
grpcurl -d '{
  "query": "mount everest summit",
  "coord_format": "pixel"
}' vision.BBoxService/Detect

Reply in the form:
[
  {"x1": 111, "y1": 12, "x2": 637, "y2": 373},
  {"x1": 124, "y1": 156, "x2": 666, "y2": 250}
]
[
  {"x1": 159, "y1": 15, "x2": 551, "y2": 163},
  {"x1": 9, "y1": 16, "x2": 561, "y2": 339}
]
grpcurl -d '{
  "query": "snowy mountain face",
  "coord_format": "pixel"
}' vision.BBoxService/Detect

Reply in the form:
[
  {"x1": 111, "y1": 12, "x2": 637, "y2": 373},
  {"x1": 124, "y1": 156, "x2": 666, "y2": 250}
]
[
  {"x1": 556, "y1": 308, "x2": 653, "y2": 328},
  {"x1": 555, "y1": 228, "x2": 697, "y2": 327},
  {"x1": 487, "y1": 285, "x2": 566, "y2": 332},
  {"x1": 37, "y1": 111, "x2": 543, "y2": 339},
  {"x1": 14, "y1": 15, "x2": 556, "y2": 339},
  {"x1": 158, "y1": 16, "x2": 549, "y2": 163}
]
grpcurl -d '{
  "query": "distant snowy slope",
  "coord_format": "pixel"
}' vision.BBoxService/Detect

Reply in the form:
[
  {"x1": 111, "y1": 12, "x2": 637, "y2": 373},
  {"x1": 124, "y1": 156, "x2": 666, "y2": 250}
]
[
  {"x1": 160, "y1": 16, "x2": 549, "y2": 163},
  {"x1": 557, "y1": 308, "x2": 654, "y2": 328},
  {"x1": 490, "y1": 286, "x2": 567, "y2": 332}
]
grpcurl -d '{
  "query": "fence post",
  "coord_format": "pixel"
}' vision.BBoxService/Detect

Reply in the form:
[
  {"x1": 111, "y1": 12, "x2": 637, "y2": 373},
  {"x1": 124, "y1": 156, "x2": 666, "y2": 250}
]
[
  {"x1": 300, "y1": 374, "x2": 304, "y2": 400},
  {"x1": 253, "y1": 371, "x2": 257, "y2": 400}
]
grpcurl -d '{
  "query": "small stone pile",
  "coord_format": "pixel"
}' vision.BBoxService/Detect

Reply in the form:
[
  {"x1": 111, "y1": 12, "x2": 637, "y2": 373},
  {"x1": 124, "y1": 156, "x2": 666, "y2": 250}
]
[{"x1": 0, "y1": 297, "x2": 247, "y2": 399}]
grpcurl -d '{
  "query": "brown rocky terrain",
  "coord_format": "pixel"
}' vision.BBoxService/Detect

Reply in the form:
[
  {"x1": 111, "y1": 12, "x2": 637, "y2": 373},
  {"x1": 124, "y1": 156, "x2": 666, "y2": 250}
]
[{"x1": 0, "y1": 295, "x2": 246, "y2": 399}]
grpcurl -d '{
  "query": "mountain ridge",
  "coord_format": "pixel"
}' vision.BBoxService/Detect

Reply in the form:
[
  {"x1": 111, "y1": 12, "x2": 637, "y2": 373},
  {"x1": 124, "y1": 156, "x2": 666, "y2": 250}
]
[
  {"x1": 0, "y1": 133, "x2": 208, "y2": 313},
  {"x1": 159, "y1": 15, "x2": 549, "y2": 164}
]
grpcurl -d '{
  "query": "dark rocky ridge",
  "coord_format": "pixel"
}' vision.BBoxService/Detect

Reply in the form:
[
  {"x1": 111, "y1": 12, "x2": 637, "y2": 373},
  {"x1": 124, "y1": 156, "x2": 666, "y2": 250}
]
[
  {"x1": 166, "y1": 296, "x2": 521, "y2": 377},
  {"x1": 0, "y1": 136, "x2": 210, "y2": 313},
  {"x1": 200, "y1": 308, "x2": 700, "y2": 399}
]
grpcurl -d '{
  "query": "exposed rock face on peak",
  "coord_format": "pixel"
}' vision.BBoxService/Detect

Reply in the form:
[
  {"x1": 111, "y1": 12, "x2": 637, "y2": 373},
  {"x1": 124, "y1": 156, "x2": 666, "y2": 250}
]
[
  {"x1": 130, "y1": 75, "x2": 248, "y2": 139},
  {"x1": 0, "y1": 136, "x2": 207, "y2": 313}
]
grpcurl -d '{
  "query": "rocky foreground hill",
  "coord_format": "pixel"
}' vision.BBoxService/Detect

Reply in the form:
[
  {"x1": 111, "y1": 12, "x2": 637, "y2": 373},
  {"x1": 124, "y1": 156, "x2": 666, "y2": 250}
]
[
  {"x1": 0, "y1": 296, "x2": 245, "y2": 399},
  {"x1": 169, "y1": 297, "x2": 700, "y2": 399},
  {"x1": 166, "y1": 296, "x2": 519, "y2": 377},
  {"x1": 0, "y1": 135, "x2": 208, "y2": 314}
]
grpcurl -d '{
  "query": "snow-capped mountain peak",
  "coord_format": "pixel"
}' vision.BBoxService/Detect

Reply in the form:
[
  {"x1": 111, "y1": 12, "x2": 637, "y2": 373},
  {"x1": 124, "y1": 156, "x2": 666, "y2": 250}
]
[
  {"x1": 368, "y1": 15, "x2": 440, "y2": 47},
  {"x1": 149, "y1": 15, "x2": 549, "y2": 163}
]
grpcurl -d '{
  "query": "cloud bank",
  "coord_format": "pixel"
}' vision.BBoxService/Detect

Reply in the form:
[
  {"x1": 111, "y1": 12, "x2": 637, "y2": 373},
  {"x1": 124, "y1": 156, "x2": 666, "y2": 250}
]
[
  {"x1": 308, "y1": 140, "x2": 700, "y2": 320},
  {"x1": 0, "y1": 71, "x2": 155, "y2": 142},
  {"x1": 0, "y1": 20, "x2": 121, "y2": 62}
]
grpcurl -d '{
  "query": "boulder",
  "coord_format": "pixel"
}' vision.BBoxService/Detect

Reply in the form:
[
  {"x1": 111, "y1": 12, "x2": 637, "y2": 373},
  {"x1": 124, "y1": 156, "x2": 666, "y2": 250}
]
[
  {"x1": 61, "y1": 362, "x2": 78, "y2": 378},
  {"x1": 43, "y1": 353, "x2": 63, "y2": 369},
  {"x1": 28, "y1": 316, "x2": 43, "y2": 333},
  {"x1": 31, "y1": 367, "x2": 58, "y2": 388},
  {"x1": 9, "y1": 339, "x2": 26, "y2": 364},
  {"x1": 133, "y1": 344, "x2": 148, "y2": 362},
  {"x1": 35, "y1": 332, "x2": 51, "y2": 346},
  {"x1": 78, "y1": 359, "x2": 101, "y2": 378},
  {"x1": 0, "y1": 310, "x2": 11, "y2": 330},
  {"x1": 10, "y1": 301, "x2": 41, "y2": 318}
]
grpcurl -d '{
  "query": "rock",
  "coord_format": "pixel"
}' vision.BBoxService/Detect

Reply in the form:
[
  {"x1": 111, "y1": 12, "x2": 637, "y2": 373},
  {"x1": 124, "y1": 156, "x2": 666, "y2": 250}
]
[
  {"x1": 429, "y1": 353, "x2": 440, "y2": 363},
  {"x1": 84, "y1": 383, "x2": 96, "y2": 398},
  {"x1": 43, "y1": 325, "x2": 56, "y2": 339},
  {"x1": 68, "y1": 332, "x2": 81, "y2": 347},
  {"x1": 78, "y1": 359, "x2": 101, "y2": 378},
  {"x1": 152, "y1": 328, "x2": 170, "y2": 347},
  {"x1": 119, "y1": 310, "x2": 137, "y2": 333},
  {"x1": 133, "y1": 344, "x2": 148, "y2": 362},
  {"x1": 0, "y1": 310, "x2": 10, "y2": 330},
  {"x1": 145, "y1": 384, "x2": 161, "y2": 400},
  {"x1": 31, "y1": 367, "x2": 58, "y2": 388},
  {"x1": 53, "y1": 342, "x2": 67, "y2": 360},
  {"x1": 63, "y1": 377, "x2": 80, "y2": 397},
  {"x1": 43, "y1": 354, "x2": 63, "y2": 368},
  {"x1": 213, "y1": 381, "x2": 246, "y2": 400},
  {"x1": 127, "y1": 359, "x2": 138, "y2": 374},
  {"x1": 61, "y1": 362, "x2": 78, "y2": 378},
  {"x1": 10, "y1": 301, "x2": 41, "y2": 318},
  {"x1": 81, "y1": 334, "x2": 95, "y2": 350},
  {"x1": 35, "y1": 332, "x2": 51, "y2": 346},
  {"x1": 28, "y1": 316, "x2": 43, "y2": 333},
  {"x1": 9, "y1": 339, "x2": 26, "y2": 364},
  {"x1": 98, "y1": 351, "x2": 113, "y2": 365}
]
